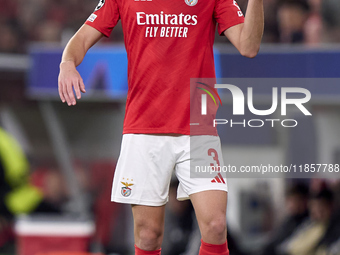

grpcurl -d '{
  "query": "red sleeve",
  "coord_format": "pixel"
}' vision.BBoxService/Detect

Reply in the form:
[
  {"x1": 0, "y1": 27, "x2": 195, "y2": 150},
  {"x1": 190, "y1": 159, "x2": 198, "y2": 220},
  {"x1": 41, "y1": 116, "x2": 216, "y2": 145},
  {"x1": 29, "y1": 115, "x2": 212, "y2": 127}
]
[
  {"x1": 214, "y1": 0, "x2": 245, "y2": 36},
  {"x1": 85, "y1": 0, "x2": 120, "y2": 37}
]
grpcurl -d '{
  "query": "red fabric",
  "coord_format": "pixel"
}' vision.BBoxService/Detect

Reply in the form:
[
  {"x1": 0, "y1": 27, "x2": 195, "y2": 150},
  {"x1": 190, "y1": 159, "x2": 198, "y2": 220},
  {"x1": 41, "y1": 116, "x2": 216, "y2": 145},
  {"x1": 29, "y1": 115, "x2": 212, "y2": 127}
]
[
  {"x1": 17, "y1": 236, "x2": 90, "y2": 255},
  {"x1": 199, "y1": 239, "x2": 229, "y2": 255},
  {"x1": 85, "y1": 0, "x2": 244, "y2": 135},
  {"x1": 135, "y1": 245, "x2": 161, "y2": 255}
]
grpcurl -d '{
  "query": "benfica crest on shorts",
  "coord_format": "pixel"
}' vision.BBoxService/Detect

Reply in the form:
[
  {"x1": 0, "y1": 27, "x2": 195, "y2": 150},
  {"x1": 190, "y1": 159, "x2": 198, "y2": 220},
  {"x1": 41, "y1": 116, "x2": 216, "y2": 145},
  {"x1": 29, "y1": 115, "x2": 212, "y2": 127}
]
[
  {"x1": 185, "y1": 0, "x2": 198, "y2": 6},
  {"x1": 121, "y1": 181, "x2": 134, "y2": 197}
]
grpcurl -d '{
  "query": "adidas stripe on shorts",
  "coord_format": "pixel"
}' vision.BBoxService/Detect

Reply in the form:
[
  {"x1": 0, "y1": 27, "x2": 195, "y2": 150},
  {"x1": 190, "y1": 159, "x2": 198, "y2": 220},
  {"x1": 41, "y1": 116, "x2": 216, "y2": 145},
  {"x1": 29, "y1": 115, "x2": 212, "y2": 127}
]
[{"x1": 111, "y1": 134, "x2": 228, "y2": 206}]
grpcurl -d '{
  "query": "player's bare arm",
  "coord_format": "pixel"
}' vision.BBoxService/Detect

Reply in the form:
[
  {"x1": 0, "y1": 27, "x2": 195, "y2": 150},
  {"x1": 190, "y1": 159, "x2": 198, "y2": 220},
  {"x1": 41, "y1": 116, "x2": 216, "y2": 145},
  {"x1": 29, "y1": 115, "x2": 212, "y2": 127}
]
[
  {"x1": 59, "y1": 24, "x2": 103, "y2": 106},
  {"x1": 224, "y1": 0, "x2": 264, "y2": 58}
]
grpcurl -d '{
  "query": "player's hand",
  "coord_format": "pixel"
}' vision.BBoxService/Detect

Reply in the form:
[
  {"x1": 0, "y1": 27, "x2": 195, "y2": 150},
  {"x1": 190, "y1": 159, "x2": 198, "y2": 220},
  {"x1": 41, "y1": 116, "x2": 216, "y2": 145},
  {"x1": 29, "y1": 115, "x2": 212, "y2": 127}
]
[{"x1": 58, "y1": 61, "x2": 86, "y2": 106}]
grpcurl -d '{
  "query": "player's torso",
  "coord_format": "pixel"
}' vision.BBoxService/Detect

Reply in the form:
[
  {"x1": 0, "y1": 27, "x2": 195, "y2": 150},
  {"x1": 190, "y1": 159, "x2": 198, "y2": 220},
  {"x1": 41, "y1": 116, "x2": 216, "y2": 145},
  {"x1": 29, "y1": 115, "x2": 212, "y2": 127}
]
[{"x1": 112, "y1": 0, "x2": 218, "y2": 135}]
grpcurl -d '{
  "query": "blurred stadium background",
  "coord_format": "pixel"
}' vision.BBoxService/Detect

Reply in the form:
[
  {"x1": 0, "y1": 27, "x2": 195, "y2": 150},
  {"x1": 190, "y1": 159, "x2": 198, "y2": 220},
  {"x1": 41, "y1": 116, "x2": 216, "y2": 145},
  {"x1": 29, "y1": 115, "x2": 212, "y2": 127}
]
[{"x1": 1, "y1": 0, "x2": 340, "y2": 255}]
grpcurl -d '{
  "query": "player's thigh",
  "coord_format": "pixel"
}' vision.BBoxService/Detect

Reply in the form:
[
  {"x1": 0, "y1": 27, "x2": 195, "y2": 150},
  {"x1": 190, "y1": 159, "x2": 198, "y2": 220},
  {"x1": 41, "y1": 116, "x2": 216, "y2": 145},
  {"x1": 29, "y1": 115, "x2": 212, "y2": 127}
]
[
  {"x1": 190, "y1": 190, "x2": 228, "y2": 241},
  {"x1": 190, "y1": 190, "x2": 227, "y2": 224}
]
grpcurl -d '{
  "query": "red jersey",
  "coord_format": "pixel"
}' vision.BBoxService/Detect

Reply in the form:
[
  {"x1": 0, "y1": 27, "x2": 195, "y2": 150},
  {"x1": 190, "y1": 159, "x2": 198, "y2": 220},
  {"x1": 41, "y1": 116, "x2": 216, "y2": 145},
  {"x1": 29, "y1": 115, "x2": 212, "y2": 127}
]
[{"x1": 85, "y1": 0, "x2": 244, "y2": 135}]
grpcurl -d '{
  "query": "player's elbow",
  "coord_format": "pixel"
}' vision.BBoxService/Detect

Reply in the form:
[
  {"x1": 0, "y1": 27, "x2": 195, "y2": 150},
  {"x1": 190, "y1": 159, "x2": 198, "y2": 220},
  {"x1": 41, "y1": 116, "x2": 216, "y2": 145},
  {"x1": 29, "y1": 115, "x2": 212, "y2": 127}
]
[
  {"x1": 240, "y1": 47, "x2": 259, "y2": 59},
  {"x1": 241, "y1": 51, "x2": 258, "y2": 59}
]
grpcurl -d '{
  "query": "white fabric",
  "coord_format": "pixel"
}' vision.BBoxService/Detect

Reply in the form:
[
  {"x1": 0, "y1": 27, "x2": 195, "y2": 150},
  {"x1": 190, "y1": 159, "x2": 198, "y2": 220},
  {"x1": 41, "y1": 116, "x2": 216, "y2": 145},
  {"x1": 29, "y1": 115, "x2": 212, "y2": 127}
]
[{"x1": 111, "y1": 134, "x2": 228, "y2": 206}]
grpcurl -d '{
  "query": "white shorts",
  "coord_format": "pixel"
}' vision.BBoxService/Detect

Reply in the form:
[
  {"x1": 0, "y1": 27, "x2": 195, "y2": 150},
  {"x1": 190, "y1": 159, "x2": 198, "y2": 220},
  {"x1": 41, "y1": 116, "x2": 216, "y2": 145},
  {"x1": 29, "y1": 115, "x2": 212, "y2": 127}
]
[{"x1": 111, "y1": 134, "x2": 227, "y2": 206}]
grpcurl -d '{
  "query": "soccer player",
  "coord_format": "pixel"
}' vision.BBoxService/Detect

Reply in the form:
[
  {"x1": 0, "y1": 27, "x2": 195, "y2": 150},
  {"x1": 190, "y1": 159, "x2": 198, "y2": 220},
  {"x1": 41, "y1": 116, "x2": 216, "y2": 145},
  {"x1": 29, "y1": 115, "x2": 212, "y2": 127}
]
[{"x1": 58, "y1": 0, "x2": 263, "y2": 254}]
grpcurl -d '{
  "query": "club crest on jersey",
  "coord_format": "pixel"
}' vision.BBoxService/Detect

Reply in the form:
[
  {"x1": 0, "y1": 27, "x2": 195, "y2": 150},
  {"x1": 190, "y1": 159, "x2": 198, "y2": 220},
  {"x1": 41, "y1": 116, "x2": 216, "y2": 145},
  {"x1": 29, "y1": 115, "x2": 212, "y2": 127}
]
[
  {"x1": 185, "y1": 0, "x2": 198, "y2": 7},
  {"x1": 121, "y1": 181, "x2": 134, "y2": 197},
  {"x1": 95, "y1": 0, "x2": 105, "y2": 11}
]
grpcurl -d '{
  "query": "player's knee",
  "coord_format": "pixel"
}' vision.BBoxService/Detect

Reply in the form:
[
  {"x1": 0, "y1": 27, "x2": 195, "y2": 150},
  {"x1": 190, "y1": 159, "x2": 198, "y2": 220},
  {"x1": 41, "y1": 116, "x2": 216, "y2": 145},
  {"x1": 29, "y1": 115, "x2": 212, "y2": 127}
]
[
  {"x1": 135, "y1": 222, "x2": 163, "y2": 250},
  {"x1": 205, "y1": 216, "x2": 227, "y2": 238},
  {"x1": 138, "y1": 227, "x2": 163, "y2": 242}
]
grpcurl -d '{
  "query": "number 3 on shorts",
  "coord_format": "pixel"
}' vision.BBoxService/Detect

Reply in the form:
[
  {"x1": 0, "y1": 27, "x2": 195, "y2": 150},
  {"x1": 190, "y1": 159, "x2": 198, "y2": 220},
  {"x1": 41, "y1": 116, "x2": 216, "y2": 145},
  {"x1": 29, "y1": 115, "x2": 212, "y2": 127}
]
[{"x1": 208, "y1": 148, "x2": 220, "y2": 167}]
